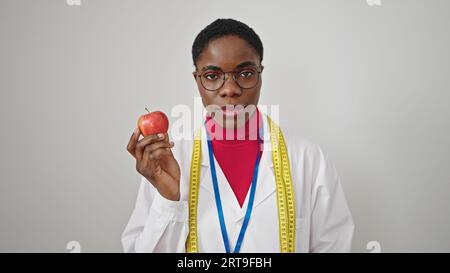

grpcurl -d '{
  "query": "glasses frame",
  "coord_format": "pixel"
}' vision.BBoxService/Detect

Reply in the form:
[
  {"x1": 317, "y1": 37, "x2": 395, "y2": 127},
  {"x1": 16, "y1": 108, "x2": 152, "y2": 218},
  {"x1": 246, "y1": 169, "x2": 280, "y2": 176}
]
[{"x1": 194, "y1": 65, "x2": 264, "y2": 91}]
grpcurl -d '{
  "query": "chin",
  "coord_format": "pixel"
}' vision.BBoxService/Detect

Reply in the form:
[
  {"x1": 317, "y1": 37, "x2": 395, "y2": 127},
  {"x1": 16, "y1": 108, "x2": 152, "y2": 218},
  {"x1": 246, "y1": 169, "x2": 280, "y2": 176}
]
[{"x1": 212, "y1": 106, "x2": 257, "y2": 129}]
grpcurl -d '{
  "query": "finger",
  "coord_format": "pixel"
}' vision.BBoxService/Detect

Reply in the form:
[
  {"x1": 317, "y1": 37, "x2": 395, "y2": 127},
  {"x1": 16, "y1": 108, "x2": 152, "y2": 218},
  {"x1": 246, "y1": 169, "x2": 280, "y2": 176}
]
[
  {"x1": 135, "y1": 133, "x2": 165, "y2": 161},
  {"x1": 137, "y1": 133, "x2": 167, "y2": 147},
  {"x1": 163, "y1": 133, "x2": 175, "y2": 155},
  {"x1": 127, "y1": 128, "x2": 141, "y2": 158},
  {"x1": 140, "y1": 147, "x2": 172, "y2": 180},
  {"x1": 140, "y1": 141, "x2": 174, "y2": 169},
  {"x1": 149, "y1": 146, "x2": 173, "y2": 161},
  {"x1": 144, "y1": 141, "x2": 174, "y2": 160}
]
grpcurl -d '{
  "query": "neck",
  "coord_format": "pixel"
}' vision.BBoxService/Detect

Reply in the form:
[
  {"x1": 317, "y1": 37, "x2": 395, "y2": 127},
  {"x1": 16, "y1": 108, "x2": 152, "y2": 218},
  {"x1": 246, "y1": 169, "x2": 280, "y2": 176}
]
[{"x1": 206, "y1": 107, "x2": 261, "y2": 142}]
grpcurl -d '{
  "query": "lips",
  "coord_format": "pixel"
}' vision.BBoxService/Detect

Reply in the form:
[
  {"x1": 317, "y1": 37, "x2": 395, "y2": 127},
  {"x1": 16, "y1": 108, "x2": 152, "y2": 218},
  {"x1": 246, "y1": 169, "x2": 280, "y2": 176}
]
[{"x1": 219, "y1": 104, "x2": 247, "y2": 117}]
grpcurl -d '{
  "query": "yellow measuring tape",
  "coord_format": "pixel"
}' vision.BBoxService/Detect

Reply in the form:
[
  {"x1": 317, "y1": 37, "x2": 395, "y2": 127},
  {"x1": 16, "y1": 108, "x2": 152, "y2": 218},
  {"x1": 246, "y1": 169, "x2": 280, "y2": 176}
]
[{"x1": 186, "y1": 115, "x2": 296, "y2": 253}]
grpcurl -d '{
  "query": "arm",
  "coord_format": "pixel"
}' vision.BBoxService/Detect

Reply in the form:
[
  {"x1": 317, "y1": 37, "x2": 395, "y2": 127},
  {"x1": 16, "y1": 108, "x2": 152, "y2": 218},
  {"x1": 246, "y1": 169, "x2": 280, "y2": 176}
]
[
  {"x1": 309, "y1": 146, "x2": 355, "y2": 253},
  {"x1": 121, "y1": 176, "x2": 189, "y2": 253},
  {"x1": 123, "y1": 128, "x2": 188, "y2": 252}
]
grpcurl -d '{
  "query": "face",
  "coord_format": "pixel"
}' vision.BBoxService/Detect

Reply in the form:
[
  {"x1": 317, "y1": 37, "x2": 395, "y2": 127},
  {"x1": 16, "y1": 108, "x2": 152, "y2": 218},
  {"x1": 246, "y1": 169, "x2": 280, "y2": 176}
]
[{"x1": 193, "y1": 35, "x2": 263, "y2": 129}]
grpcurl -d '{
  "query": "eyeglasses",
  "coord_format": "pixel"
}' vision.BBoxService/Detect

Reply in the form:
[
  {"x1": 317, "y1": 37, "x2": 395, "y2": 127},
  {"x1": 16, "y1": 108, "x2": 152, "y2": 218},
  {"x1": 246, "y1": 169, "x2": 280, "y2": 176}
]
[{"x1": 195, "y1": 65, "x2": 263, "y2": 91}]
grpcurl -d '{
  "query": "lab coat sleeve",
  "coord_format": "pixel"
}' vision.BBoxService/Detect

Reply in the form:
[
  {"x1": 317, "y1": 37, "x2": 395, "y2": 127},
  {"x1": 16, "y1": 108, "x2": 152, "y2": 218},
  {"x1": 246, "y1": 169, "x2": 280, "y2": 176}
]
[
  {"x1": 121, "y1": 176, "x2": 189, "y2": 253},
  {"x1": 308, "y1": 146, "x2": 355, "y2": 253}
]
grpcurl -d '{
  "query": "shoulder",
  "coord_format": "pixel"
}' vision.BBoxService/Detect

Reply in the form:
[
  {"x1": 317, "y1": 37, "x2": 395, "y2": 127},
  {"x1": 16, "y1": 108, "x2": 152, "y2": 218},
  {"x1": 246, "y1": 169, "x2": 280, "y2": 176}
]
[
  {"x1": 280, "y1": 127, "x2": 338, "y2": 189},
  {"x1": 281, "y1": 127, "x2": 329, "y2": 165}
]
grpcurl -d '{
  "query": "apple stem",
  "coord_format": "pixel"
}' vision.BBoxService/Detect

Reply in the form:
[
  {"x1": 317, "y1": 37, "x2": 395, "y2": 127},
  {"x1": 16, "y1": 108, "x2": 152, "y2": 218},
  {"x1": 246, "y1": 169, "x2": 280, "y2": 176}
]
[{"x1": 145, "y1": 107, "x2": 150, "y2": 113}]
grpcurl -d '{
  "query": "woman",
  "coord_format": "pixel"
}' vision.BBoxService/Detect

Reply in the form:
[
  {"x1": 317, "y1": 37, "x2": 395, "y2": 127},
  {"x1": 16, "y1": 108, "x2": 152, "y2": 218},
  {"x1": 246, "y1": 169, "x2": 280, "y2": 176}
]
[{"x1": 122, "y1": 18, "x2": 354, "y2": 253}]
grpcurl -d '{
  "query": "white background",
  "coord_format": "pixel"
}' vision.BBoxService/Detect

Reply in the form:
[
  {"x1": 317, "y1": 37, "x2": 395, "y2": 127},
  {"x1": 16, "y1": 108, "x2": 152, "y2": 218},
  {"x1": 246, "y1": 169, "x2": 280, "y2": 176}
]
[{"x1": 0, "y1": 0, "x2": 449, "y2": 252}]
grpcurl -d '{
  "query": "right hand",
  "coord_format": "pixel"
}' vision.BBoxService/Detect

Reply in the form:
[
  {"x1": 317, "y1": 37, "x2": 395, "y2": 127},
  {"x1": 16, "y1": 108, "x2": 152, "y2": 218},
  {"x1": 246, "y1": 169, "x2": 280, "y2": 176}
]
[{"x1": 127, "y1": 128, "x2": 181, "y2": 201}]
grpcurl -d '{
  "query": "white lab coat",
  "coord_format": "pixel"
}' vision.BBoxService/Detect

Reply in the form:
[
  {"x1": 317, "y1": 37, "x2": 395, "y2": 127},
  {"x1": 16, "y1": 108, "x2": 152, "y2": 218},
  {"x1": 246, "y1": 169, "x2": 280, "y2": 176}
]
[{"x1": 122, "y1": 113, "x2": 354, "y2": 253}]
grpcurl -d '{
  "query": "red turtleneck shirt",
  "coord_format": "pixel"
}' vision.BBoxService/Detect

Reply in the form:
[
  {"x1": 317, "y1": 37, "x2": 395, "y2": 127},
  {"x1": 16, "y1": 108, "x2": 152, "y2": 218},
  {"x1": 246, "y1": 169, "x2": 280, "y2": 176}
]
[{"x1": 205, "y1": 109, "x2": 263, "y2": 207}]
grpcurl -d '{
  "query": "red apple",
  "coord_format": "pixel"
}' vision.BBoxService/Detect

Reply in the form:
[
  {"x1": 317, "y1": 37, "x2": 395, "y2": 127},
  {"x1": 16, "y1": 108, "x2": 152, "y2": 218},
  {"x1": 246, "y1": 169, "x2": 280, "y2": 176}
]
[{"x1": 138, "y1": 108, "x2": 169, "y2": 136}]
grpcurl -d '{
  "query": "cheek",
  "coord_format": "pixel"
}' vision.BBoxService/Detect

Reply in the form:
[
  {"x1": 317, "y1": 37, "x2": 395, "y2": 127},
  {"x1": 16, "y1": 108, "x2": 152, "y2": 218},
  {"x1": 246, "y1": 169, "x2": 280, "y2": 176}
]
[
  {"x1": 248, "y1": 82, "x2": 262, "y2": 102},
  {"x1": 193, "y1": 76, "x2": 221, "y2": 109},
  {"x1": 194, "y1": 78, "x2": 202, "y2": 90},
  {"x1": 194, "y1": 80, "x2": 208, "y2": 100},
  {"x1": 198, "y1": 88, "x2": 216, "y2": 107}
]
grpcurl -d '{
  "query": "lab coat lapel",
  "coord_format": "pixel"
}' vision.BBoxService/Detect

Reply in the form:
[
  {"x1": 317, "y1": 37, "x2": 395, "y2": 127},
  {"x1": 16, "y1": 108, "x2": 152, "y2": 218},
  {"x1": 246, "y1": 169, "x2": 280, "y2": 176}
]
[
  {"x1": 236, "y1": 113, "x2": 276, "y2": 222},
  {"x1": 198, "y1": 125, "x2": 242, "y2": 220}
]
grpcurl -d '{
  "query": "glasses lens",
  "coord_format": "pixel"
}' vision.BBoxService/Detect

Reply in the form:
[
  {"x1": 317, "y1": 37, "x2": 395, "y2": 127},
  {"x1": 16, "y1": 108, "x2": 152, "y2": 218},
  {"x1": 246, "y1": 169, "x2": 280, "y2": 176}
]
[
  {"x1": 201, "y1": 71, "x2": 224, "y2": 91},
  {"x1": 199, "y1": 66, "x2": 260, "y2": 91},
  {"x1": 236, "y1": 67, "x2": 259, "y2": 89}
]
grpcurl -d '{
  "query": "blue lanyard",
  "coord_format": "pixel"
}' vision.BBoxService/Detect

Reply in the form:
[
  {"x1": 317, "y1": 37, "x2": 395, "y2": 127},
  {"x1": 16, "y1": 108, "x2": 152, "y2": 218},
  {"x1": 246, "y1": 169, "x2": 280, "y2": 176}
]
[{"x1": 205, "y1": 119, "x2": 263, "y2": 253}]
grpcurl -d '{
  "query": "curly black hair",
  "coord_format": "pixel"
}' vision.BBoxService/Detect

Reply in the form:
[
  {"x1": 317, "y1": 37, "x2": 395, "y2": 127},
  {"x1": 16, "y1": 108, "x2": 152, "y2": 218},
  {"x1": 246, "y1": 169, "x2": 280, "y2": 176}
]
[{"x1": 192, "y1": 18, "x2": 263, "y2": 67}]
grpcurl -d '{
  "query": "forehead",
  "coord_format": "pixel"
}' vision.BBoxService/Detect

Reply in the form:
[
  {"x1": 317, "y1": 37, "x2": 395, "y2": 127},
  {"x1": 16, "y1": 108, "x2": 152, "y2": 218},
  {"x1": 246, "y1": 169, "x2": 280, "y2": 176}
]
[{"x1": 196, "y1": 35, "x2": 260, "y2": 70}]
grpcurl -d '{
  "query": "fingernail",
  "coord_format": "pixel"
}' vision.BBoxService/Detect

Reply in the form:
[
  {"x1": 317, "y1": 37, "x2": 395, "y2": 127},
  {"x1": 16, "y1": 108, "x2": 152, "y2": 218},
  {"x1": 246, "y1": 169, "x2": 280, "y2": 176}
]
[
  {"x1": 170, "y1": 141, "x2": 174, "y2": 145},
  {"x1": 157, "y1": 133, "x2": 164, "y2": 138}
]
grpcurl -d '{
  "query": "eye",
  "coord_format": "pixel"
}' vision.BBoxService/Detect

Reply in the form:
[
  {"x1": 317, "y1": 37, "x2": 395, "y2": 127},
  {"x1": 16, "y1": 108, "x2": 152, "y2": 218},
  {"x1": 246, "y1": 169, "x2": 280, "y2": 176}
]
[
  {"x1": 204, "y1": 72, "x2": 220, "y2": 81},
  {"x1": 239, "y1": 69, "x2": 256, "y2": 78}
]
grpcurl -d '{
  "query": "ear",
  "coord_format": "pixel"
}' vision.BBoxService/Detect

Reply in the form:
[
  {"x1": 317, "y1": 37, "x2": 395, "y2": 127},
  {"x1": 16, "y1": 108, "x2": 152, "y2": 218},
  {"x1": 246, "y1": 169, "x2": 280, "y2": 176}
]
[
  {"x1": 260, "y1": 65, "x2": 264, "y2": 72},
  {"x1": 192, "y1": 71, "x2": 197, "y2": 80}
]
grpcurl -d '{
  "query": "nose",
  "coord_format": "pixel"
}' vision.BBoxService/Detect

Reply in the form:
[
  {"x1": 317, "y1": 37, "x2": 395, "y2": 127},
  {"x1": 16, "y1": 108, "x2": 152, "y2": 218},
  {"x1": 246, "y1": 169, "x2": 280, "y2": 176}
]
[{"x1": 218, "y1": 73, "x2": 242, "y2": 97}]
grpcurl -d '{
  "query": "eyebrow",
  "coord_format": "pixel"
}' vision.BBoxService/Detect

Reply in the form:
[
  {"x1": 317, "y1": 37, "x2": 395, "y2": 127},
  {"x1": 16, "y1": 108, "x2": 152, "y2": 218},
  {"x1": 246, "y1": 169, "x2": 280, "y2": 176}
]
[{"x1": 200, "y1": 61, "x2": 258, "y2": 72}]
